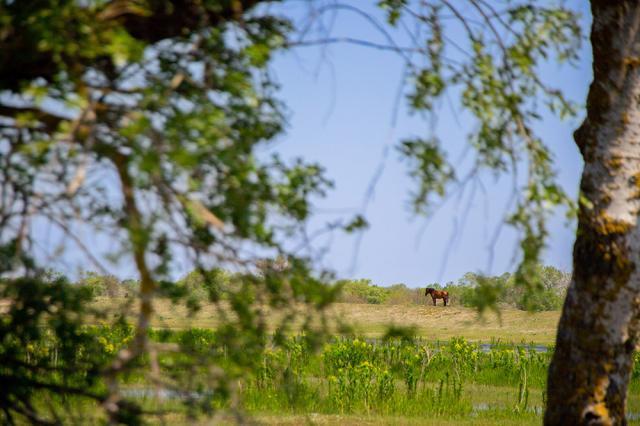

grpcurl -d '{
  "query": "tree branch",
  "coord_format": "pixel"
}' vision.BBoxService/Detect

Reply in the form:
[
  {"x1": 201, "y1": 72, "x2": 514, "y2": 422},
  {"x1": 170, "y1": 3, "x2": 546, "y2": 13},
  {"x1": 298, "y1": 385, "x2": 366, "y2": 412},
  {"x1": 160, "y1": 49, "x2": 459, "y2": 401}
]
[{"x1": 0, "y1": 105, "x2": 68, "y2": 132}]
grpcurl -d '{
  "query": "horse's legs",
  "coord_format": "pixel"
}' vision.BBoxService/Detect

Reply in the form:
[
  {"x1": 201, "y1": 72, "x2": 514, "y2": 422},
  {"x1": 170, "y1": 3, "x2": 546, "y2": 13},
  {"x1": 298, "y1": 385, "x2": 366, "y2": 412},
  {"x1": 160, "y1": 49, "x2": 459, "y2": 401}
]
[
  {"x1": 444, "y1": 297, "x2": 448, "y2": 306},
  {"x1": 432, "y1": 297, "x2": 436, "y2": 306}
]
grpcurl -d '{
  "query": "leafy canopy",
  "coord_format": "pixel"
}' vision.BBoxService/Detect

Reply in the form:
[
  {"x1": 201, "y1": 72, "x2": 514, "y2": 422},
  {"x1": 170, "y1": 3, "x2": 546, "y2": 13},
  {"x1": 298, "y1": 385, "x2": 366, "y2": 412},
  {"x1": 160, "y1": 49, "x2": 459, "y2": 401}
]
[
  {"x1": 0, "y1": 0, "x2": 344, "y2": 422},
  {"x1": 0, "y1": 0, "x2": 582, "y2": 423}
]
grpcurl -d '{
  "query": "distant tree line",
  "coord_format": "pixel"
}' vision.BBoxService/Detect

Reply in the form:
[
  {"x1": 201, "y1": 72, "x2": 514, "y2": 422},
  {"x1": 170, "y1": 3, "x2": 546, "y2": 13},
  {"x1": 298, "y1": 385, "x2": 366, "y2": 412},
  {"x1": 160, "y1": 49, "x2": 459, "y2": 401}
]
[
  {"x1": 79, "y1": 264, "x2": 570, "y2": 312},
  {"x1": 335, "y1": 264, "x2": 570, "y2": 312},
  {"x1": 77, "y1": 269, "x2": 235, "y2": 303}
]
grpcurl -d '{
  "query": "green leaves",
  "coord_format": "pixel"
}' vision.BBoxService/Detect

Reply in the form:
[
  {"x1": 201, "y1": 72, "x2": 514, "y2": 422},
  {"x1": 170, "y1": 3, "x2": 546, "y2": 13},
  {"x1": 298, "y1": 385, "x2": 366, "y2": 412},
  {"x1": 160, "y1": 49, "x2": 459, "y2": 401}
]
[
  {"x1": 344, "y1": 215, "x2": 369, "y2": 233},
  {"x1": 104, "y1": 27, "x2": 145, "y2": 67},
  {"x1": 378, "y1": 0, "x2": 409, "y2": 25},
  {"x1": 409, "y1": 70, "x2": 445, "y2": 110},
  {"x1": 374, "y1": 1, "x2": 581, "y2": 313},
  {"x1": 0, "y1": 1, "x2": 339, "y2": 422},
  {"x1": 398, "y1": 138, "x2": 454, "y2": 213},
  {"x1": 0, "y1": 274, "x2": 114, "y2": 423},
  {"x1": 461, "y1": 275, "x2": 506, "y2": 319},
  {"x1": 457, "y1": 266, "x2": 568, "y2": 313}
]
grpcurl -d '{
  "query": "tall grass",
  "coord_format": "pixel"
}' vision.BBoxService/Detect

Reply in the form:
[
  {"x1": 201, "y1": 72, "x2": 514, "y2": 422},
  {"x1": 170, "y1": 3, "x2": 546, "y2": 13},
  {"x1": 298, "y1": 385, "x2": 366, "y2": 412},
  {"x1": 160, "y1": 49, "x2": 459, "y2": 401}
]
[
  {"x1": 22, "y1": 326, "x2": 640, "y2": 422},
  {"x1": 241, "y1": 336, "x2": 558, "y2": 418}
]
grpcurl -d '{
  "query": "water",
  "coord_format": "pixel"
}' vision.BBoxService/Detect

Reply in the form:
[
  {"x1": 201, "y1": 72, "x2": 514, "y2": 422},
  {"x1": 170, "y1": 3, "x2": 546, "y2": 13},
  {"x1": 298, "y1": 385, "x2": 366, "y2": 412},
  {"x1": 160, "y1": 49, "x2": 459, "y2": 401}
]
[
  {"x1": 473, "y1": 403, "x2": 543, "y2": 415},
  {"x1": 479, "y1": 343, "x2": 548, "y2": 353},
  {"x1": 122, "y1": 388, "x2": 206, "y2": 400},
  {"x1": 362, "y1": 337, "x2": 549, "y2": 353}
]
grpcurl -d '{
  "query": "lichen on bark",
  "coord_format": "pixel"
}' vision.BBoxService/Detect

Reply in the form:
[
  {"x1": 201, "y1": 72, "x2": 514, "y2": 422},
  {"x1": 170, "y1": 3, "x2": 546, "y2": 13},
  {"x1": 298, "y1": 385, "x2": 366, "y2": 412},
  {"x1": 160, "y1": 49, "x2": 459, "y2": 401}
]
[{"x1": 545, "y1": 1, "x2": 640, "y2": 425}]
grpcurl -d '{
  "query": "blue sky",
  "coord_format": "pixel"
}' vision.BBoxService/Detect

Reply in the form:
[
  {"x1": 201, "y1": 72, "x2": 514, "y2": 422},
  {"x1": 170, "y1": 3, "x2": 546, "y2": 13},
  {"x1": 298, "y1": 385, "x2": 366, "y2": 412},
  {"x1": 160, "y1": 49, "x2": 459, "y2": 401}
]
[
  {"x1": 264, "y1": 1, "x2": 592, "y2": 287},
  {"x1": 37, "y1": 1, "x2": 592, "y2": 288}
]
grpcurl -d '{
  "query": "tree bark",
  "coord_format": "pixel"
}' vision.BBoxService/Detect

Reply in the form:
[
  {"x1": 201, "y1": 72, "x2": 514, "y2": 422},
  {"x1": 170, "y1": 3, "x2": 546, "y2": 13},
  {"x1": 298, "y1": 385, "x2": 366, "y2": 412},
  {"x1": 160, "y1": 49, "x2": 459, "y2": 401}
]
[
  {"x1": 545, "y1": 2, "x2": 640, "y2": 425},
  {"x1": 102, "y1": 151, "x2": 156, "y2": 423}
]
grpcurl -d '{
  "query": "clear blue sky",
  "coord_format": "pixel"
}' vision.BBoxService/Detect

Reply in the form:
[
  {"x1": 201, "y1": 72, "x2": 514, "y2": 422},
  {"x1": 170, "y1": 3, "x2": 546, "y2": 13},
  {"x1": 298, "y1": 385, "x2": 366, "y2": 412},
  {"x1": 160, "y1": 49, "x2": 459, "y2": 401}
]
[{"x1": 263, "y1": 1, "x2": 592, "y2": 287}]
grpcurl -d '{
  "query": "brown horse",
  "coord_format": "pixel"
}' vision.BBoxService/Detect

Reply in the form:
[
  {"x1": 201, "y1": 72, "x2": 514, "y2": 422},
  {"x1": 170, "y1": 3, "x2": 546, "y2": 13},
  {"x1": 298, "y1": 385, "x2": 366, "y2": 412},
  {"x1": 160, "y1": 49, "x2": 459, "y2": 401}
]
[{"x1": 425, "y1": 288, "x2": 449, "y2": 306}]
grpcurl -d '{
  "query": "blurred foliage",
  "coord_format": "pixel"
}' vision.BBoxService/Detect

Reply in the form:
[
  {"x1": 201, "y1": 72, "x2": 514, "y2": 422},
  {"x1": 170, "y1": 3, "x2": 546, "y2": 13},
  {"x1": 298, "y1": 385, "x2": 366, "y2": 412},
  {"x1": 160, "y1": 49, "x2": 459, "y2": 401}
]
[
  {"x1": 0, "y1": 0, "x2": 339, "y2": 423},
  {"x1": 0, "y1": 0, "x2": 583, "y2": 423},
  {"x1": 336, "y1": 279, "x2": 392, "y2": 304},
  {"x1": 447, "y1": 266, "x2": 570, "y2": 313},
  {"x1": 78, "y1": 272, "x2": 137, "y2": 298},
  {"x1": 0, "y1": 266, "x2": 111, "y2": 424},
  {"x1": 374, "y1": 1, "x2": 581, "y2": 312}
]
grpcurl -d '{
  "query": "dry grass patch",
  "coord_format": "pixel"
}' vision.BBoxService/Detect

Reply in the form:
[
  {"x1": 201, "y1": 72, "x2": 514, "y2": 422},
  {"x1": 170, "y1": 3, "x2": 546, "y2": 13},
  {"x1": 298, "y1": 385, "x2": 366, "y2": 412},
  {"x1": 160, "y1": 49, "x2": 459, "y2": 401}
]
[
  {"x1": 90, "y1": 298, "x2": 560, "y2": 344},
  {"x1": 330, "y1": 303, "x2": 559, "y2": 344}
]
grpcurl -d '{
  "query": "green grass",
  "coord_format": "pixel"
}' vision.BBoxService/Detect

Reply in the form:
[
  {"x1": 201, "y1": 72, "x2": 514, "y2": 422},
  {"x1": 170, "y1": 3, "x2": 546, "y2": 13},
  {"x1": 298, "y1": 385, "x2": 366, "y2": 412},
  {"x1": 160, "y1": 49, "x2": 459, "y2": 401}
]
[
  {"x1": 79, "y1": 299, "x2": 640, "y2": 424},
  {"x1": 251, "y1": 412, "x2": 545, "y2": 425},
  {"x1": 26, "y1": 321, "x2": 640, "y2": 425},
  {"x1": 139, "y1": 412, "x2": 545, "y2": 425}
]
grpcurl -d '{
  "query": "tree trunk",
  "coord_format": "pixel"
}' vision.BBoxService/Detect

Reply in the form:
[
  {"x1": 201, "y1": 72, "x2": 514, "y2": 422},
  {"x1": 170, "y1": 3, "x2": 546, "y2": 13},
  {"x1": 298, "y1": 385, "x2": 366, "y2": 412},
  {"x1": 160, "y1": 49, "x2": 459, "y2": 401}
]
[
  {"x1": 545, "y1": 2, "x2": 640, "y2": 424},
  {"x1": 102, "y1": 151, "x2": 156, "y2": 423}
]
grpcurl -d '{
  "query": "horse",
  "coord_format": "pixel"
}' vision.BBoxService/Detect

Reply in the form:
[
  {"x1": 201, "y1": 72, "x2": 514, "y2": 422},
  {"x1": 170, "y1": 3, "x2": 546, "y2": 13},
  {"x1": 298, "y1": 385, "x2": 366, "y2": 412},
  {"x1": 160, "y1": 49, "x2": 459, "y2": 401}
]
[{"x1": 425, "y1": 287, "x2": 449, "y2": 306}]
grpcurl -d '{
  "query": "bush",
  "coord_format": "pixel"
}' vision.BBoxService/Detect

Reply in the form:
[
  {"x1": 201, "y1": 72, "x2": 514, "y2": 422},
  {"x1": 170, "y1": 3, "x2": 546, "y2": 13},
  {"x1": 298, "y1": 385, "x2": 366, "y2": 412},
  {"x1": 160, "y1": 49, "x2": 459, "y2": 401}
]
[
  {"x1": 337, "y1": 281, "x2": 434, "y2": 306},
  {"x1": 174, "y1": 268, "x2": 234, "y2": 302},
  {"x1": 78, "y1": 272, "x2": 131, "y2": 298},
  {"x1": 386, "y1": 284, "x2": 419, "y2": 305},
  {"x1": 452, "y1": 266, "x2": 569, "y2": 311},
  {"x1": 337, "y1": 279, "x2": 391, "y2": 304}
]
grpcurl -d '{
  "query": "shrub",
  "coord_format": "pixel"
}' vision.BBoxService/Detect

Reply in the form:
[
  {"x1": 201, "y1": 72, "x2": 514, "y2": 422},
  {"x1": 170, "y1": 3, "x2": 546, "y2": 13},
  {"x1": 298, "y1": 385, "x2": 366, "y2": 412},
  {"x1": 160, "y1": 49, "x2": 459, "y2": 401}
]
[
  {"x1": 175, "y1": 268, "x2": 234, "y2": 301},
  {"x1": 337, "y1": 279, "x2": 390, "y2": 304},
  {"x1": 78, "y1": 272, "x2": 130, "y2": 298},
  {"x1": 385, "y1": 284, "x2": 416, "y2": 305}
]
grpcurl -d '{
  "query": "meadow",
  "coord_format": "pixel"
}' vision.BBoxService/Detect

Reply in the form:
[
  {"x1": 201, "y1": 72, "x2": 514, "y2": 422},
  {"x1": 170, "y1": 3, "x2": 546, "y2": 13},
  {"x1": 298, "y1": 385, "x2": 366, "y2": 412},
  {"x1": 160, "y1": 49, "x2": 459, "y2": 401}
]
[
  {"x1": 52, "y1": 299, "x2": 634, "y2": 424},
  {"x1": 39, "y1": 323, "x2": 640, "y2": 425},
  {"x1": 92, "y1": 298, "x2": 562, "y2": 344}
]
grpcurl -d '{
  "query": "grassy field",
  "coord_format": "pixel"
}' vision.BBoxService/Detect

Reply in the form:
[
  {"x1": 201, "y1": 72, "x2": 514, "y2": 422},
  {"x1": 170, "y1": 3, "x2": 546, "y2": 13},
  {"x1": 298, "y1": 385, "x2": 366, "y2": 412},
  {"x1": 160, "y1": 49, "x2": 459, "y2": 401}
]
[
  {"x1": 328, "y1": 303, "x2": 560, "y2": 344},
  {"x1": 252, "y1": 414, "x2": 542, "y2": 425},
  {"x1": 113, "y1": 333, "x2": 640, "y2": 425},
  {"x1": 93, "y1": 298, "x2": 561, "y2": 345},
  {"x1": 40, "y1": 299, "x2": 640, "y2": 424}
]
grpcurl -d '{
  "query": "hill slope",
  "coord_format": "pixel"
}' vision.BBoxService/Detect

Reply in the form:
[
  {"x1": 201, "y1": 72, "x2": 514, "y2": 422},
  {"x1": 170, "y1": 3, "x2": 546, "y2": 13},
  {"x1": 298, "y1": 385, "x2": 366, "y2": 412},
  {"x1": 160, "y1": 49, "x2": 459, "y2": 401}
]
[
  {"x1": 92, "y1": 299, "x2": 560, "y2": 344},
  {"x1": 335, "y1": 303, "x2": 559, "y2": 344}
]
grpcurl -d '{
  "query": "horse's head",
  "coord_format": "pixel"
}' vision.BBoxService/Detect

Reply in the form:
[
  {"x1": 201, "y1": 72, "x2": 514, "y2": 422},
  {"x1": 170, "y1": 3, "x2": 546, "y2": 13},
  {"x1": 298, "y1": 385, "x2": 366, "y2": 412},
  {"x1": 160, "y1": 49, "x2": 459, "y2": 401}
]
[{"x1": 425, "y1": 287, "x2": 434, "y2": 296}]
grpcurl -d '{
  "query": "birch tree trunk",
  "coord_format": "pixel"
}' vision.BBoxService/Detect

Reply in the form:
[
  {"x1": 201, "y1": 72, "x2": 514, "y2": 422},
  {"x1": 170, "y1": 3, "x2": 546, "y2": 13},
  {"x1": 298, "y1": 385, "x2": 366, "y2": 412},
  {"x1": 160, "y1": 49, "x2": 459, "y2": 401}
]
[{"x1": 545, "y1": 2, "x2": 640, "y2": 424}]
